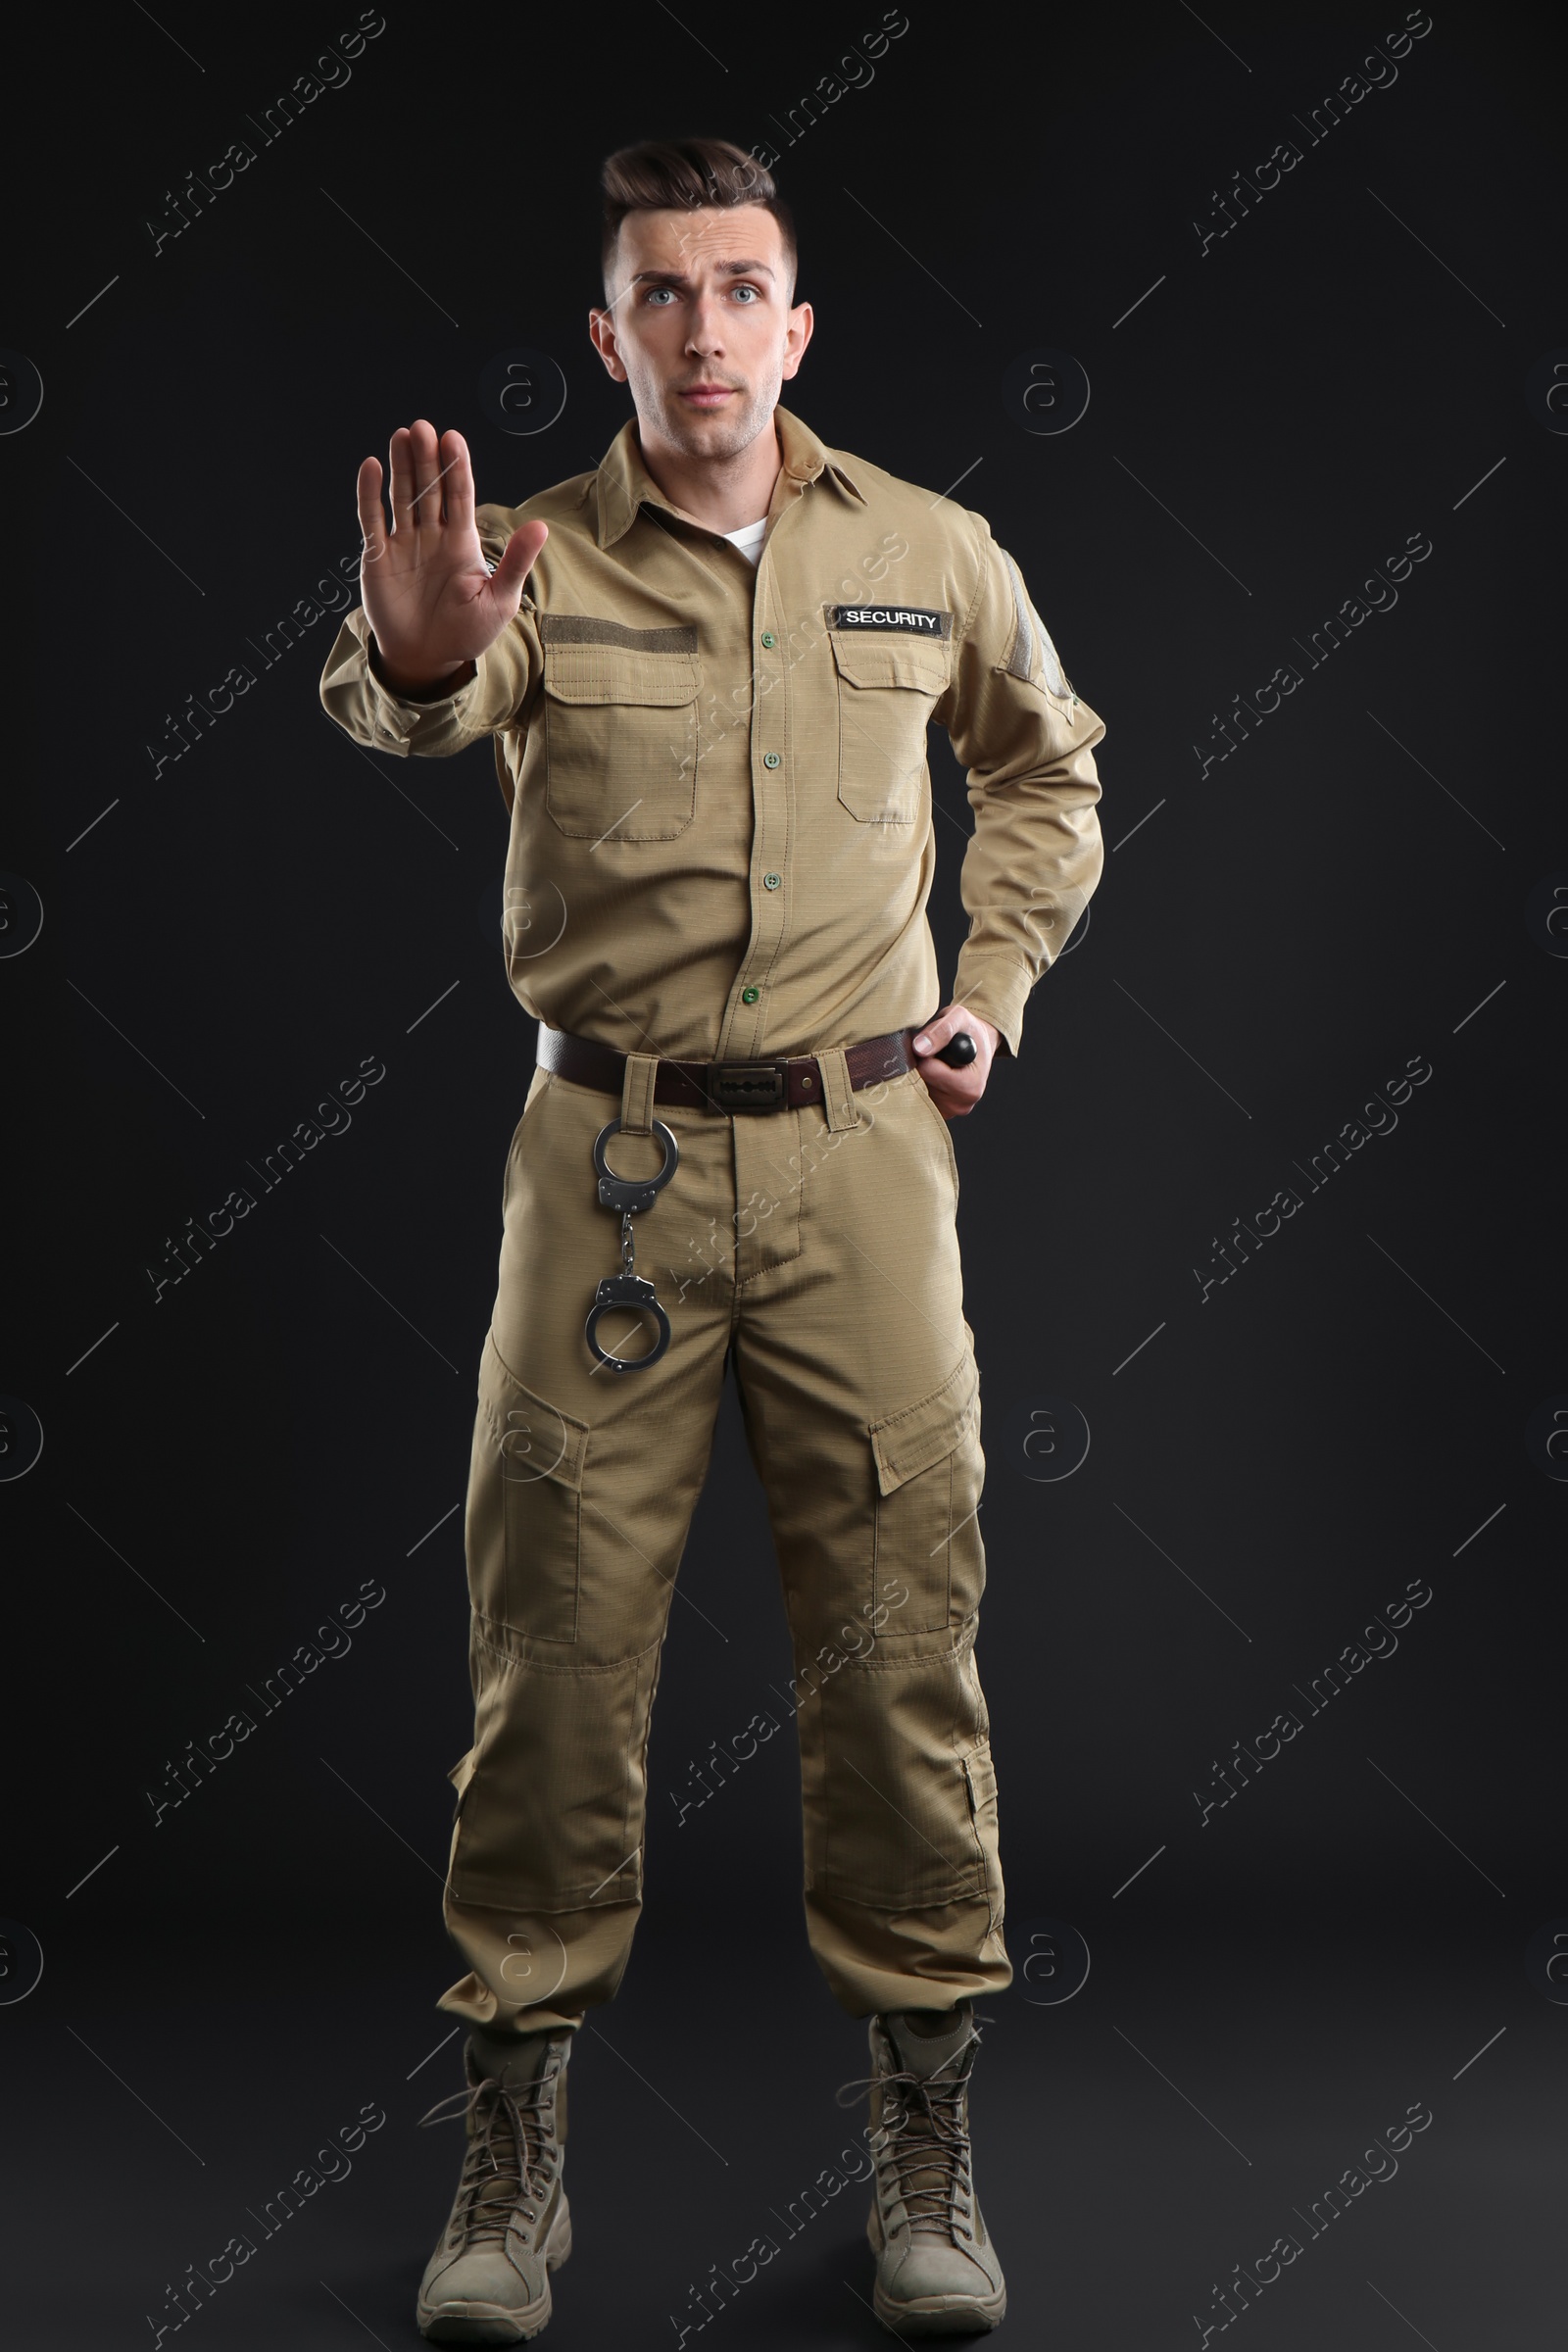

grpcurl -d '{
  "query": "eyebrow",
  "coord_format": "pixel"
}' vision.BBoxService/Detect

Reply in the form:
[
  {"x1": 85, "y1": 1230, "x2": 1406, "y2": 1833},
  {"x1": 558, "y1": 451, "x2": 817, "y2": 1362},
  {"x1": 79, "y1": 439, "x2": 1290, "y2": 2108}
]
[{"x1": 628, "y1": 260, "x2": 776, "y2": 287}]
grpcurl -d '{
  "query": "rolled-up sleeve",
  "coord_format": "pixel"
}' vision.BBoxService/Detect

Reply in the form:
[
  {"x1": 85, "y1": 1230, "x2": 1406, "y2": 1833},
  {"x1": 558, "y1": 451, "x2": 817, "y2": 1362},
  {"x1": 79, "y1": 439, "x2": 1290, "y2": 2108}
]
[
  {"x1": 939, "y1": 525, "x2": 1106, "y2": 1058},
  {"x1": 318, "y1": 503, "x2": 540, "y2": 760}
]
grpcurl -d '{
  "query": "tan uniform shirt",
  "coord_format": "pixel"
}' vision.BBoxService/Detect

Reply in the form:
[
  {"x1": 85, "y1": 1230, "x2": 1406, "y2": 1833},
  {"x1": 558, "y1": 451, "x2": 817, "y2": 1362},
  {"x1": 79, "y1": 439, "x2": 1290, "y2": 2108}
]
[{"x1": 318, "y1": 404, "x2": 1106, "y2": 1062}]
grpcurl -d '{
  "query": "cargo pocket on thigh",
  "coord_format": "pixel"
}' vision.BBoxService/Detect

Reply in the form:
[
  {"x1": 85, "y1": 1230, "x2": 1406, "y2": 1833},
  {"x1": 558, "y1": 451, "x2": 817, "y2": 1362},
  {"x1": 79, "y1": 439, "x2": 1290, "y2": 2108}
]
[
  {"x1": 469, "y1": 1332, "x2": 589, "y2": 1648},
  {"x1": 869, "y1": 1348, "x2": 985, "y2": 1635}
]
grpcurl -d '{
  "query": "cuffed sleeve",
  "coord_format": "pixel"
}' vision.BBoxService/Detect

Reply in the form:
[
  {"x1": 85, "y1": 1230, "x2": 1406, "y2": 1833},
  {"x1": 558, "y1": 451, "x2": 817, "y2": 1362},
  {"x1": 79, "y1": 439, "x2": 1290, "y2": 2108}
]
[
  {"x1": 945, "y1": 955, "x2": 1036, "y2": 1063},
  {"x1": 939, "y1": 525, "x2": 1106, "y2": 1059}
]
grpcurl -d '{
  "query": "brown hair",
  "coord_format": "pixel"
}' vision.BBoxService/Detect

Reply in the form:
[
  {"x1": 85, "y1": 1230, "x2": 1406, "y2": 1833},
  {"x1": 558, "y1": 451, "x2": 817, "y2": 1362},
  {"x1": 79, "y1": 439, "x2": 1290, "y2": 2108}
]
[{"x1": 600, "y1": 137, "x2": 797, "y2": 298}]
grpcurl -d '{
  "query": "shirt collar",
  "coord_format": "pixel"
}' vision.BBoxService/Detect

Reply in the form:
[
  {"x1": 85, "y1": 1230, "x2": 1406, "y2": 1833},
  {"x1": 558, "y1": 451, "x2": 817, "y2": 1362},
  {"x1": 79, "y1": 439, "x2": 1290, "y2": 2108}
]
[{"x1": 594, "y1": 403, "x2": 866, "y2": 548}]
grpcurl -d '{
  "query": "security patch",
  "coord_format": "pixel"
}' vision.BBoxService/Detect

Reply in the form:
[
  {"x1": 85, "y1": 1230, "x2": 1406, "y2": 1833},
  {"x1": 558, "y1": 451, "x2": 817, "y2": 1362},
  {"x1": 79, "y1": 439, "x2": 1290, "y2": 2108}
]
[{"x1": 828, "y1": 604, "x2": 953, "y2": 638}]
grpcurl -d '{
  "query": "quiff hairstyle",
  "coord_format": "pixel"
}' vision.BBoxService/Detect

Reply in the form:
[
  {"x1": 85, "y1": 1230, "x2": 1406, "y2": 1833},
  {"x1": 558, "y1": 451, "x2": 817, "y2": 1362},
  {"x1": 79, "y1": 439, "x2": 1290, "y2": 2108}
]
[{"x1": 600, "y1": 137, "x2": 798, "y2": 300}]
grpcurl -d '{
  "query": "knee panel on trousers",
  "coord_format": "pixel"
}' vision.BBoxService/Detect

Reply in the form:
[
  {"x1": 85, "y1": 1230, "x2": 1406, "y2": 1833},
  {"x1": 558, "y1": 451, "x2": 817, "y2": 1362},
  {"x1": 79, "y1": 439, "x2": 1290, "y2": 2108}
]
[
  {"x1": 798, "y1": 1634, "x2": 1003, "y2": 1914},
  {"x1": 449, "y1": 1636, "x2": 660, "y2": 1912}
]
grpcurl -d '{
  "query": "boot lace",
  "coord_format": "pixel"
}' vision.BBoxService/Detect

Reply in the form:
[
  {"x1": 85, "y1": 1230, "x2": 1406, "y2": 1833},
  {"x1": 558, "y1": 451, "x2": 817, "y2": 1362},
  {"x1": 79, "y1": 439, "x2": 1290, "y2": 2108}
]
[
  {"x1": 835, "y1": 2017, "x2": 985, "y2": 2242},
  {"x1": 417, "y1": 2070, "x2": 559, "y2": 2246}
]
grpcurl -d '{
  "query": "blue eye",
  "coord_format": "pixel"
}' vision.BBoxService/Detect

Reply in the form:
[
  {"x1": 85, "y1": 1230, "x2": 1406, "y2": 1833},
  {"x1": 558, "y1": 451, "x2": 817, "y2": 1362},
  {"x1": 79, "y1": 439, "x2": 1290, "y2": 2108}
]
[
  {"x1": 732, "y1": 285, "x2": 759, "y2": 302},
  {"x1": 645, "y1": 286, "x2": 675, "y2": 305}
]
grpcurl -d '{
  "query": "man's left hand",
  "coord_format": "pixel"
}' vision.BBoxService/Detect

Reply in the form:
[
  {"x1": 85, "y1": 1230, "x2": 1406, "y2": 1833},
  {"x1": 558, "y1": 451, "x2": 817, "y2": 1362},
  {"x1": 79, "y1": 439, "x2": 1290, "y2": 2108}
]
[{"x1": 910, "y1": 1004, "x2": 1001, "y2": 1119}]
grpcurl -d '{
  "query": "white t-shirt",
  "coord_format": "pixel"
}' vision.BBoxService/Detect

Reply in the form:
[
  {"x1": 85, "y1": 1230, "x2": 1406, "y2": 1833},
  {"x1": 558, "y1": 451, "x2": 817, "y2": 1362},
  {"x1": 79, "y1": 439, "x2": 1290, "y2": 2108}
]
[{"x1": 720, "y1": 517, "x2": 769, "y2": 565}]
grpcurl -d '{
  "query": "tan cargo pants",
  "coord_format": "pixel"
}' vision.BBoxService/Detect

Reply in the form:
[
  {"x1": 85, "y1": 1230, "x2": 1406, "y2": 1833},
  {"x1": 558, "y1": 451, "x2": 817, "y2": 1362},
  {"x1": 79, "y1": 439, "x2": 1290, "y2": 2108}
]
[{"x1": 436, "y1": 1047, "x2": 1011, "y2": 2033}]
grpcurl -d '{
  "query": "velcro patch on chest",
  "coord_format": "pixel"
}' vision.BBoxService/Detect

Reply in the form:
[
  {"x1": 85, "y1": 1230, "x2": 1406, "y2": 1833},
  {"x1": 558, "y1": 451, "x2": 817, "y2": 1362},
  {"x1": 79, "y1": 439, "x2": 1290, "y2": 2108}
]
[{"x1": 827, "y1": 604, "x2": 953, "y2": 638}]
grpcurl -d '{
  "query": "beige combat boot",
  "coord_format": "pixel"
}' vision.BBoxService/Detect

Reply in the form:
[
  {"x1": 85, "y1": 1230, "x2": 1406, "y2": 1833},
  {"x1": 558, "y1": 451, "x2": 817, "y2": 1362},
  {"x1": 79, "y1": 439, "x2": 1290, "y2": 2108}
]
[
  {"x1": 840, "y1": 2003, "x2": 1007, "y2": 2334},
  {"x1": 416, "y1": 2024, "x2": 573, "y2": 2343}
]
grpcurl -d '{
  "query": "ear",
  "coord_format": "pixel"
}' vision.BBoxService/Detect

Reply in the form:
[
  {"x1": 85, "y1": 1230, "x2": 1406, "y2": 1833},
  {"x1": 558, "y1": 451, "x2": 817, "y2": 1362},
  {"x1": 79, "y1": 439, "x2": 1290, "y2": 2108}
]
[
  {"x1": 780, "y1": 300, "x2": 814, "y2": 382},
  {"x1": 587, "y1": 308, "x2": 628, "y2": 383}
]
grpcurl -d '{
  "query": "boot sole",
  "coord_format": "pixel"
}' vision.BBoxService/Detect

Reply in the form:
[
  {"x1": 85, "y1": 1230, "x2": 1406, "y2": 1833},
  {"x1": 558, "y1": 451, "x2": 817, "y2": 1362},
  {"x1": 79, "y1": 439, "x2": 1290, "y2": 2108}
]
[
  {"x1": 416, "y1": 2198, "x2": 572, "y2": 2344},
  {"x1": 871, "y1": 2278, "x2": 1007, "y2": 2335}
]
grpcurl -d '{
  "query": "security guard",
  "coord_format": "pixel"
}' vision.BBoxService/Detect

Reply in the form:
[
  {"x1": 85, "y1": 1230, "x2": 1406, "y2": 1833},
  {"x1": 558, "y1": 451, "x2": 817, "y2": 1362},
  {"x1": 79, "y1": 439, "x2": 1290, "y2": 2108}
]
[{"x1": 319, "y1": 137, "x2": 1104, "y2": 2344}]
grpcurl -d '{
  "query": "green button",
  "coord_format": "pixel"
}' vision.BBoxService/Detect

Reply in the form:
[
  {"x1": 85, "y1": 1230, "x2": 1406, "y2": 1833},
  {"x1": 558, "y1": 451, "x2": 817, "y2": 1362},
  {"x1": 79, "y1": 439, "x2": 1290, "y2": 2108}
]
[
  {"x1": 760, "y1": 631, "x2": 776, "y2": 649},
  {"x1": 741, "y1": 986, "x2": 760, "y2": 1004},
  {"x1": 762, "y1": 751, "x2": 781, "y2": 768},
  {"x1": 763, "y1": 872, "x2": 781, "y2": 890}
]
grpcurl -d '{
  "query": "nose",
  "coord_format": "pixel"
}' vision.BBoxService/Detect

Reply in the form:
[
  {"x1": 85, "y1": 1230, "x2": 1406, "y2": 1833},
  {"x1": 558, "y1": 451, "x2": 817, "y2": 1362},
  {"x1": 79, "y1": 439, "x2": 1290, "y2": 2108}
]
[{"x1": 685, "y1": 292, "x2": 725, "y2": 357}]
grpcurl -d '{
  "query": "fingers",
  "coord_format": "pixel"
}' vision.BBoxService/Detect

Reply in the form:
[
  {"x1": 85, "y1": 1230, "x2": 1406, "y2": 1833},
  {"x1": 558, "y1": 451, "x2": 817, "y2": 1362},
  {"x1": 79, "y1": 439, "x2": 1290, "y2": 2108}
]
[
  {"x1": 386, "y1": 421, "x2": 441, "y2": 529},
  {"x1": 441, "y1": 429, "x2": 475, "y2": 535},
  {"x1": 355, "y1": 455, "x2": 387, "y2": 569},
  {"x1": 407, "y1": 418, "x2": 445, "y2": 527},
  {"x1": 490, "y1": 518, "x2": 549, "y2": 602},
  {"x1": 382, "y1": 417, "x2": 469, "y2": 551},
  {"x1": 946, "y1": 1006, "x2": 997, "y2": 1066},
  {"x1": 368, "y1": 419, "x2": 542, "y2": 624},
  {"x1": 921, "y1": 1063, "x2": 984, "y2": 1119},
  {"x1": 912, "y1": 1004, "x2": 994, "y2": 1062},
  {"x1": 385, "y1": 419, "x2": 471, "y2": 541},
  {"x1": 387, "y1": 424, "x2": 416, "y2": 535}
]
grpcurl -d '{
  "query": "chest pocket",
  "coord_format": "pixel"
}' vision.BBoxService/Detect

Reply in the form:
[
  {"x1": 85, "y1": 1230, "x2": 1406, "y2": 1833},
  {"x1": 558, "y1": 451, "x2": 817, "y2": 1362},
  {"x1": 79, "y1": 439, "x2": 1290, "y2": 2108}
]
[
  {"x1": 829, "y1": 629, "x2": 951, "y2": 823},
  {"x1": 540, "y1": 622, "x2": 702, "y2": 841}
]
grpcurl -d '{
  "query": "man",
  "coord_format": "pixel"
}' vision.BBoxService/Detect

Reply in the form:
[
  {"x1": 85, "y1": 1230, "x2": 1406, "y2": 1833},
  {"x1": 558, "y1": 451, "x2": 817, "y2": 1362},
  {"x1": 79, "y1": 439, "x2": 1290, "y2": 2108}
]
[{"x1": 319, "y1": 136, "x2": 1105, "y2": 2343}]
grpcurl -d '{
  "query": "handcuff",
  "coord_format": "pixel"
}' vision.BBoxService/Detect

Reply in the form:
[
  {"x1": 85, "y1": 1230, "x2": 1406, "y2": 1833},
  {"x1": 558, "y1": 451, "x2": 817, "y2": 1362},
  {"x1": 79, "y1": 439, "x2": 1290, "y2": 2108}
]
[
  {"x1": 584, "y1": 1118, "x2": 680, "y2": 1371},
  {"x1": 582, "y1": 1030, "x2": 974, "y2": 1373}
]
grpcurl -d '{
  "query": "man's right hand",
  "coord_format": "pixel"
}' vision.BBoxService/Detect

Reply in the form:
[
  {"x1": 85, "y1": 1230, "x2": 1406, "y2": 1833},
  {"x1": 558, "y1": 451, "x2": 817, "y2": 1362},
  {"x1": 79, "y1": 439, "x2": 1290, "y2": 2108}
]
[{"x1": 355, "y1": 419, "x2": 548, "y2": 696}]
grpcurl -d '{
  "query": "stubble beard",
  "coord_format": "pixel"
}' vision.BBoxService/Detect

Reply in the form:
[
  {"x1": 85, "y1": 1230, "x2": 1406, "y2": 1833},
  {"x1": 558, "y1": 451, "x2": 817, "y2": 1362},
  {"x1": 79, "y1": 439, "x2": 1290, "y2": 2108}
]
[{"x1": 641, "y1": 365, "x2": 782, "y2": 465}]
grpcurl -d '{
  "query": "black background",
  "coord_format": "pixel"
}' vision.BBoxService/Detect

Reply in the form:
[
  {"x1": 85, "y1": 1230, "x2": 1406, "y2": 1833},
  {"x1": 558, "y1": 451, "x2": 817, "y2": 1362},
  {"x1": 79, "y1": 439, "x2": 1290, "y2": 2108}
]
[{"x1": 4, "y1": 2, "x2": 1565, "y2": 2345}]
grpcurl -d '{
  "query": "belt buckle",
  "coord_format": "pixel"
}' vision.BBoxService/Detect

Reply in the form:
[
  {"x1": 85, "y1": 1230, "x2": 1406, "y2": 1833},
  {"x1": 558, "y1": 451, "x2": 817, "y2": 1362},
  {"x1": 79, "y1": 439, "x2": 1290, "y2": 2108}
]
[{"x1": 708, "y1": 1056, "x2": 789, "y2": 1113}]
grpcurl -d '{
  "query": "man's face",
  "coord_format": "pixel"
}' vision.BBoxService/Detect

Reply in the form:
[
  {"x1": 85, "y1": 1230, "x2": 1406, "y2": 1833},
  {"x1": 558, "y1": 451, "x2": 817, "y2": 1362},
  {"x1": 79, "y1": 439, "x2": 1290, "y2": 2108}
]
[{"x1": 589, "y1": 205, "x2": 812, "y2": 462}]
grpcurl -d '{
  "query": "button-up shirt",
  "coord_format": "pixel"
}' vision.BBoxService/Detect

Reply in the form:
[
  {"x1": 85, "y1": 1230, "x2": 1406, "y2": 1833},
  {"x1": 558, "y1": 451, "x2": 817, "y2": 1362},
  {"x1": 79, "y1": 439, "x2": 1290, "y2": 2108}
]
[{"x1": 318, "y1": 405, "x2": 1105, "y2": 1061}]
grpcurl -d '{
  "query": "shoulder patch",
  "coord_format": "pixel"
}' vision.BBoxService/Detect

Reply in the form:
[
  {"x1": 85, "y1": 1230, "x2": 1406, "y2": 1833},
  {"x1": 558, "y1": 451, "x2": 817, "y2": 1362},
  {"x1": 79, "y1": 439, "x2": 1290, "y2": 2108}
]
[
  {"x1": 1036, "y1": 619, "x2": 1068, "y2": 699},
  {"x1": 1002, "y1": 553, "x2": 1071, "y2": 699}
]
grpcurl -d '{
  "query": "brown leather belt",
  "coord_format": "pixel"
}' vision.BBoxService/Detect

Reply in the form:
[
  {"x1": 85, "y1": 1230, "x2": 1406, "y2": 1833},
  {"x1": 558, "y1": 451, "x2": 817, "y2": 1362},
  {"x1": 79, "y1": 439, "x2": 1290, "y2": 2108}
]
[{"x1": 536, "y1": 1021, "x2": 922, "y2": 1113}]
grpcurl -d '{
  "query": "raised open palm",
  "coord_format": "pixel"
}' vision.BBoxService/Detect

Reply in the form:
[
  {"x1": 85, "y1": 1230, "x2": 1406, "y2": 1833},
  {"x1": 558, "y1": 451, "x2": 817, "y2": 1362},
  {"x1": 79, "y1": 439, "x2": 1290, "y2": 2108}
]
[{"x1": 355, "y1": 419, "x2": 547, "y2": 692}]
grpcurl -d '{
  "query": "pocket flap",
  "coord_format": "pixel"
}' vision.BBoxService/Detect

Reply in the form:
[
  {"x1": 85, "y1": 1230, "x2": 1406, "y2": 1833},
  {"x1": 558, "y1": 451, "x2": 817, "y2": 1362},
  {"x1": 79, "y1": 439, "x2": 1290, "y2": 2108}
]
[
  {"x1": 963, "y1": 1740, "x2": 998, "y2": 1821},
  {"x1": 446, "y1": 1746, "x2": 476, "y2": 1797},
  {"x1": 542, "y1": 641, "x2": 701, "y2": 708},
  {"x1": 870, "y1": 1349, "x2": 980, "y2": 1495},
  {"x1": 830, "y1": 631, "x2": 950, "y2": 695},
  {"x1": 477, "y1": 1331, "x2": 588, "y2": 1491}
]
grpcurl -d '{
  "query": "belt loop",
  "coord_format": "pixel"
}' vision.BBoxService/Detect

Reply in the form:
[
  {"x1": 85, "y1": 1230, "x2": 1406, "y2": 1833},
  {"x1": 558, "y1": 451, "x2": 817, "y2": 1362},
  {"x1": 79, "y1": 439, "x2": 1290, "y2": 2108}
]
[
  {"x1": 620, "y1": 1052, "x2": 659, "y2": 1134},
  {"x1": 817, "y1": 1046, "x2": 861, "y2": 1133}
]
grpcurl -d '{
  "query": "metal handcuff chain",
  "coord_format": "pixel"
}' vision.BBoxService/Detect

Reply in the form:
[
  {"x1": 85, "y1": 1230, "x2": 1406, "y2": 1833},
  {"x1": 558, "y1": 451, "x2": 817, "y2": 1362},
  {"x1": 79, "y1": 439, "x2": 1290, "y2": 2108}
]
[{"x1": 585, "y1": 1118, "x2": 680, "y2": 1371}]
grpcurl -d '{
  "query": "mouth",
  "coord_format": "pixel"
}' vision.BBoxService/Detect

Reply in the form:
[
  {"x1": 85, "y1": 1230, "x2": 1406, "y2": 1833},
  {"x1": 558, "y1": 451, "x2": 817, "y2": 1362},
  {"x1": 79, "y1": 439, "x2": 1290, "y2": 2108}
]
[{"x1": 677, "y1": 383, "x2": 739, "y2": 409}]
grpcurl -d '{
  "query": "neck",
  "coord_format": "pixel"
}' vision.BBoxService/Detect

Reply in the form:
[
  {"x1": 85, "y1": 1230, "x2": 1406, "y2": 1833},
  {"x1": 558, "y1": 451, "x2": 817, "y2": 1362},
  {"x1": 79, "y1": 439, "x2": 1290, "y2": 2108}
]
[{"x1": 634, "y1": 417, "x2": 782, "y2": 533}]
